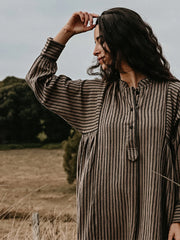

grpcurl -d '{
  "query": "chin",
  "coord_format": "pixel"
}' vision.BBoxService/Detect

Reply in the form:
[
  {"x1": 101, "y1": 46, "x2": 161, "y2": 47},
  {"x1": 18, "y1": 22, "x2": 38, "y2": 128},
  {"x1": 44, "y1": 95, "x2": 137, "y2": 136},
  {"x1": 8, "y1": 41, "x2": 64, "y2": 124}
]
[{"x1": 101, "y1": 64, "x2": 107, "y2": 71}]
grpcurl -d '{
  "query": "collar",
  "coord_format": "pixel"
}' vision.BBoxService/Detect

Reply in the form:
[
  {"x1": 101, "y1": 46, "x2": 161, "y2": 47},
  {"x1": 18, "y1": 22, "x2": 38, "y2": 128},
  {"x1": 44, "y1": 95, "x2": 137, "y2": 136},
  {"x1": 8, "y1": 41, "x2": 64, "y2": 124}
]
[{"x1": 119, "y1": 77, "x2": 152, "y2": 90}]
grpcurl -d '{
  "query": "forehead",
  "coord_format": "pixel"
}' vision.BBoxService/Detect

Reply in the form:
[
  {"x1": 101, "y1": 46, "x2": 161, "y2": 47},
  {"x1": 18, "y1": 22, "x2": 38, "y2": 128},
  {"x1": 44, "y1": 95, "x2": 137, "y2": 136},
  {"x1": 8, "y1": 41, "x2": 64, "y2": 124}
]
[{"x1": 94, "y1": 25, "x2": 100, "y2": 39}]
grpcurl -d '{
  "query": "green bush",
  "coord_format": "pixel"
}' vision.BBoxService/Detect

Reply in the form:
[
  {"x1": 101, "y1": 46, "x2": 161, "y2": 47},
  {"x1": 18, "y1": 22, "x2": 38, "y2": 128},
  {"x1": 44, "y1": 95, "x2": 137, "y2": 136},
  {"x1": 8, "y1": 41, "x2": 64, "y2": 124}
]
[
  {"x1": 63, "y1": 130, "x2": 81, "y2": 184},
  {"x1": 0, "y1": 76, "x2": 70, "y2": 144}
]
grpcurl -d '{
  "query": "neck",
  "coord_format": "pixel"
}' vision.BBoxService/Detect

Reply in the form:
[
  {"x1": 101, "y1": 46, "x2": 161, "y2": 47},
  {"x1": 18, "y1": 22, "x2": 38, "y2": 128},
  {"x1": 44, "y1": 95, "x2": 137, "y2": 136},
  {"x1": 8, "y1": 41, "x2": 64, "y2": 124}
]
[{"x1": 119, "y1": 63, "x2": 147, "y2": 88}]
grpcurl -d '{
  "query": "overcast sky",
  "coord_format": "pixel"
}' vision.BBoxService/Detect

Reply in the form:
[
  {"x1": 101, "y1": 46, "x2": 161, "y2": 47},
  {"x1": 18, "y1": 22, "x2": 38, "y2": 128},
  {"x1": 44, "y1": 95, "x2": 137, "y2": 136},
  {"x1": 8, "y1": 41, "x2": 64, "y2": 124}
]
[{"x1": 1, "y1": 0, "x2": 180, "y2": 81}]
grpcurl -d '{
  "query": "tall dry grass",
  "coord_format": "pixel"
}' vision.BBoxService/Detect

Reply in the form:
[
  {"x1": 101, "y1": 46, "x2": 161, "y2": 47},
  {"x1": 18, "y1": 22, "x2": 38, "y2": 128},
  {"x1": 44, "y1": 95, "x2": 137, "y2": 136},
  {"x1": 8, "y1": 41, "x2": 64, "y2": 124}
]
[
  {"x1": 0, "y1": 149, "x2": 77, "y2": 239},
  {"x1": 0, "y1": 185, "x2": 76, "y2": 239},
  {"x1": 0, "y1": 199, "x2": 77, "y2": 240}
]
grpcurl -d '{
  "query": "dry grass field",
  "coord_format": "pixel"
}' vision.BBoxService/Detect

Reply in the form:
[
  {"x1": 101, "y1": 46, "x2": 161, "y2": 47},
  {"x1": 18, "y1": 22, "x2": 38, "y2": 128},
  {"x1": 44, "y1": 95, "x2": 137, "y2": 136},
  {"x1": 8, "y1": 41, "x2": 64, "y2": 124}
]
[{"x1": 0, "y1": 148, "x2": 77, "y2": 239}]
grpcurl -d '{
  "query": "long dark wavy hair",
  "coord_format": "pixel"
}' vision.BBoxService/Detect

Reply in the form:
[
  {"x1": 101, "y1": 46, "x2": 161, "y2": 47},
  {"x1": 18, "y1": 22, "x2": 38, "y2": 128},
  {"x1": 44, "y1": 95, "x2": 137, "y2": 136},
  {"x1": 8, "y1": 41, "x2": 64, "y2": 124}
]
[{"x1": 87, "y1": 7, "x2": 177, "y2": 83}]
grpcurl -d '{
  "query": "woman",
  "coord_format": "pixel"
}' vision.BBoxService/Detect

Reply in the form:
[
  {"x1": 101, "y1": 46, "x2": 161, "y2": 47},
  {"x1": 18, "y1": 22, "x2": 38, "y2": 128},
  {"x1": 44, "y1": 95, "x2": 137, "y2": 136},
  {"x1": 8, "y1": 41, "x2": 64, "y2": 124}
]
[{"x1": 26, "y1": 8, "x2": 180, "y2": 240}]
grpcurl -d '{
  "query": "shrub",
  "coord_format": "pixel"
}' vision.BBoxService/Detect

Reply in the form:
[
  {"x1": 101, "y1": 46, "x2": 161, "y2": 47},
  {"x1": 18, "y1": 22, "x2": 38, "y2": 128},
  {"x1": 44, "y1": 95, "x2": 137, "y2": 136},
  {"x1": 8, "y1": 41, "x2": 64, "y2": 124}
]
[{"x1": 63, "y1": 130, "x2": 81, "y2": 184}]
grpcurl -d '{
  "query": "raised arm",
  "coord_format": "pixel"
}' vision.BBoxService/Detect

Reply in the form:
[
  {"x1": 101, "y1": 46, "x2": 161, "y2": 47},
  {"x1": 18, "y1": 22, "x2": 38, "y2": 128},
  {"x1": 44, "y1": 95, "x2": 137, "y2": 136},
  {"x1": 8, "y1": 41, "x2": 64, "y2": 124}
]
[{"x1": 25, "y1": 12, "x2": 106, "y2": 134}]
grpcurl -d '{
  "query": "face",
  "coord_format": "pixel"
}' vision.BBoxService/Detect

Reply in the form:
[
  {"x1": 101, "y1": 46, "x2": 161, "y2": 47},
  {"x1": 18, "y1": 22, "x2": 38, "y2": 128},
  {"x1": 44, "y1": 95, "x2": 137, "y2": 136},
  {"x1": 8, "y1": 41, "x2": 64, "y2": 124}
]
[{"x1": 93, "y1": 25, "x2": 112, "y2": 70}]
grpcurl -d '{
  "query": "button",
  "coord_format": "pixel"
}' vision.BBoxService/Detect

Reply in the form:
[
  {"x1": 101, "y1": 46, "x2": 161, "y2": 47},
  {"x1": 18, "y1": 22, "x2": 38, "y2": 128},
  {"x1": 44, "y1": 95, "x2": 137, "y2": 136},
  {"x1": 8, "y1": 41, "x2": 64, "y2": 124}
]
[
  {"x1": 136, "y1": 89, "x2": 140, "y2": 95},
  {"x1": 130, "y1": 125, "x2": 133, "y2": 129}
]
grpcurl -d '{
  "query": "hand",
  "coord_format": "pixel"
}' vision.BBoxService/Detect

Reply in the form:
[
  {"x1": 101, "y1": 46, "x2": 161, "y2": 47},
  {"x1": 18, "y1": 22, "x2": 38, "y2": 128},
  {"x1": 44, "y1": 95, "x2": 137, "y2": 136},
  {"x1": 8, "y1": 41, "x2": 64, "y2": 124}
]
[
  {"x1": 168, "y1": 223, "x2": 180, "y2": 240},
  {"x1": 64, "y1": 11, "x2": 99, "y2": 35},
  {"x1": 53, "y1": 11, "x2": 99, "y2": 45}
]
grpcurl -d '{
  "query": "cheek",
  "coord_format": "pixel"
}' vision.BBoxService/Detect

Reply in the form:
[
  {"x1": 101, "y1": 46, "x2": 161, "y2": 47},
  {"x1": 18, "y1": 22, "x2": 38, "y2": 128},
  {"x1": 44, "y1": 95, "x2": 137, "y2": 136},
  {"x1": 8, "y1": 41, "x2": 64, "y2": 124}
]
[
  {"x1": 105, "y1": 54, "x2": 112, "y2": 65},
  {"x1": 103, "y1": 42, "x2": 110, "y2": 51}
]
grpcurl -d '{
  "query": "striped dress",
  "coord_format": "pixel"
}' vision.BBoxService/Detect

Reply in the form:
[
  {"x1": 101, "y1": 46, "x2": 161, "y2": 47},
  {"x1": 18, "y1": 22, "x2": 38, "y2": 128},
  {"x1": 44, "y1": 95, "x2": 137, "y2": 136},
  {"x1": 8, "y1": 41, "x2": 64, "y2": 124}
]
[{"x1": 26, "y1": 37, "x2": 180, "y2": 240}]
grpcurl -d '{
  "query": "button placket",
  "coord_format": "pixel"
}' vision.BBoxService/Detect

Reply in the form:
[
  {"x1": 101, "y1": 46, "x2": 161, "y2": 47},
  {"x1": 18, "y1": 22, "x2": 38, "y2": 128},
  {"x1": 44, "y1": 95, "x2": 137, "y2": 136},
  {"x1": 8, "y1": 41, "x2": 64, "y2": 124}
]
[
  {"x1": 134, "y1": 88, "x2": 140, "y2": 106},
  {"x1": 126, "y1": 87, "x2": 139, "y2": 161}
]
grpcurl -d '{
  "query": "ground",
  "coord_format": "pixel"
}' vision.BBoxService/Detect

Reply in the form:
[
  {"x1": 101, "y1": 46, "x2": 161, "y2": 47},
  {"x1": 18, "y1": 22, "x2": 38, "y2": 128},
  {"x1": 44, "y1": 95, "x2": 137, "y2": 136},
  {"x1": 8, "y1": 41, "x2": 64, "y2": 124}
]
[{"x1": 0, "y1": 148, "x2": 77, "y2": 239}]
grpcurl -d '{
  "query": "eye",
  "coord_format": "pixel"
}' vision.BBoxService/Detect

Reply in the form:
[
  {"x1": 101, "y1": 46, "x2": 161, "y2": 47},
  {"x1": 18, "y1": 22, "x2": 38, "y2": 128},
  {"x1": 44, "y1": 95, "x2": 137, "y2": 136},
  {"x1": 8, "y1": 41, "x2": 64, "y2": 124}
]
[
  {"x1": 99, "y1": 37, "x2": 105, "y2": 45},
  {"x1": 96, "y1": 35, "x2": 104, "y2": 45}
]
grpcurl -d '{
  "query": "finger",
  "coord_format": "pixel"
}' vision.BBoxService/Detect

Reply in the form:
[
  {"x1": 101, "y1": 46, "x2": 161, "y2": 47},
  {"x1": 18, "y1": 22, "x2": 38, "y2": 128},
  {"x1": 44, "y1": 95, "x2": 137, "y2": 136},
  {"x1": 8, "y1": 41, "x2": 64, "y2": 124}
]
[
  {"x1": 84, "y1": 12, "x2": 89, "y2": 26},
  {"x1": 91, "y1": 13, "x2": 99, "y2": 18},
  {"x1": 89, "y1": 14, "x2": 94, "y2": 26},
  {"x1": 168, "y1": 232, "x2": 174, "y2": 240},
  {"x1": 78, "y1": 11, "x2": 85, "y2": 23},
  {"x1": 84, "y1": 24, "x2": 96, "y2": 32}
]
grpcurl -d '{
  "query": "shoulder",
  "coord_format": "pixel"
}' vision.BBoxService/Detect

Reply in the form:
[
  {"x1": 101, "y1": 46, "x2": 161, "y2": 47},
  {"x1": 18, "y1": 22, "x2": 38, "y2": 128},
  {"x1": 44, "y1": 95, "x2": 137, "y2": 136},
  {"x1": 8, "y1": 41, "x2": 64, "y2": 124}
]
[
  {"x1": 166, "y1": 79, "x2": 180, "y2": 119},
  {"x1": 165, "y1": 80, "x2": 180, "y2": 140},
  {"x1": 81, "y1": 78, "x2": 106, "y2": 88},
  {"x1": 166, "y1": 79, "x2": 180, "y2": 107},
  {"x1": 59, "y1": 75, "x2": 105, "y2": 85},
  {"x1": 168, "y1": 79, "x2": 180, "y2": 95},
  {"x1": 58, "y1": 75, "x2": 106, "y2": 94}
]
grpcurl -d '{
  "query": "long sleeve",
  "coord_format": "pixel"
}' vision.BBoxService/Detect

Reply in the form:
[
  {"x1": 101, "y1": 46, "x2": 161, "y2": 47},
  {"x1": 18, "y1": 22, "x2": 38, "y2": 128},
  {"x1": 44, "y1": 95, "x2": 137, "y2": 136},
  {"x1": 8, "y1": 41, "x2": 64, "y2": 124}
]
[
  {"x1": 25, "y1": 37, "x2": 106, "y2": 133},
  {"x1": 166, "y1": 81, "x2": 180, "y2": 223},
  {"x1": 172, "y1": 123, "x2": 180, "y2": 223},
  {"x1": 171, "y1": 88, "x2": 180, "y2": 223}
]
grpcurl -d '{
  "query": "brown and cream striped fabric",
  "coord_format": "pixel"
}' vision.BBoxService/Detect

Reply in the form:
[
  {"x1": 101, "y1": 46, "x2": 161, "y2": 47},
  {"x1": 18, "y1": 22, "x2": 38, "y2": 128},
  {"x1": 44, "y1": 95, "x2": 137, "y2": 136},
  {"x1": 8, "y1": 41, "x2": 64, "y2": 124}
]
[{"x1": 26, "y1": 37, "x2": 180, "y2": 240}]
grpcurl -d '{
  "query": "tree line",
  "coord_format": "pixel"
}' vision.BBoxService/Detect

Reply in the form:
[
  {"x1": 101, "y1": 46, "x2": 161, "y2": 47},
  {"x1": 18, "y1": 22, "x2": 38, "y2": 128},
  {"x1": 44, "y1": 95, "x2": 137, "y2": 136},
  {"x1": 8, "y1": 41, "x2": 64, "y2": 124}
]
[{"x1": 0, "y1": 76, "x2": 71, "y2": 144}]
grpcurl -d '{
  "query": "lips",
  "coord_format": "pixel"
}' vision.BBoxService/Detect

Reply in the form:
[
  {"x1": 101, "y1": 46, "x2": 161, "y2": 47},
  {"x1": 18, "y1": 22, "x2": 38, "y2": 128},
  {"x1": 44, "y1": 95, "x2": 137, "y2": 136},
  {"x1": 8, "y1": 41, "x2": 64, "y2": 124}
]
[{"x1": 98, "y1": 57, "x2": 105, "y2": 64}]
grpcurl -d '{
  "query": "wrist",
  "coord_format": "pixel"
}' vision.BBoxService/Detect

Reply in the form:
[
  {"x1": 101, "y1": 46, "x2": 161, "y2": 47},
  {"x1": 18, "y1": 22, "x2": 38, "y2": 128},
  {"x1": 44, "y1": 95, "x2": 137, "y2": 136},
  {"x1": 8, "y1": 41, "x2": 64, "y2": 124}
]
[
  {"x1": 63, "y1": 25, "x2": 75, "y2": 36},
  {"x1": 53, "y1": 27, "x2": 74, "y2": 45}
]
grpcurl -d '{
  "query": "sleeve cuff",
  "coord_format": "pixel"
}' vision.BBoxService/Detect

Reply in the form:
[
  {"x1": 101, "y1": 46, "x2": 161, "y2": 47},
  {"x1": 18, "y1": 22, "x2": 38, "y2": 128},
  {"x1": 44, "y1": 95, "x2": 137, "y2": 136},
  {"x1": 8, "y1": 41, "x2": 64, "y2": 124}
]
[
  {"x1": 172, "y1": 202, "x2": 180, "y2": 223},
  {"x1": 41, "y1": 37, "x2": 65, "y2": 61}
]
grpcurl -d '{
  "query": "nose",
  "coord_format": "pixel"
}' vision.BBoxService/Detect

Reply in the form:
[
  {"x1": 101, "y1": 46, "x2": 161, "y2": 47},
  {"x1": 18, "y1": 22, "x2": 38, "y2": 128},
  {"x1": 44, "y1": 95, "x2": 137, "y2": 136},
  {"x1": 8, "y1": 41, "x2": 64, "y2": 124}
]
[{"x1": 93, "y1": 44, "x2": 101, "y2": 56}]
